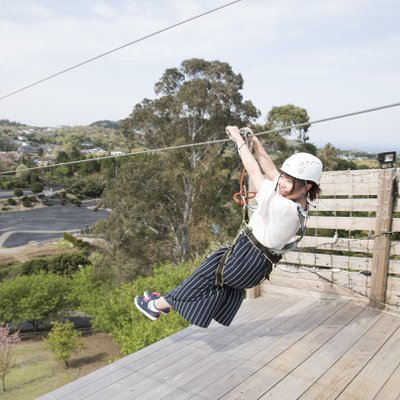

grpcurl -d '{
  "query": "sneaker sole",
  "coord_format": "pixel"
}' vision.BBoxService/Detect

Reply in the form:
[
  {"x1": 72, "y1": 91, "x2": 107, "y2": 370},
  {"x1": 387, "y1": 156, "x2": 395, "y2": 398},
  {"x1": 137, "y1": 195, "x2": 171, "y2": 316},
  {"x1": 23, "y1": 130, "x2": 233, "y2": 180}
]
[{"x1": 134, "y1": 296, "x2": 159, "y2": 321}]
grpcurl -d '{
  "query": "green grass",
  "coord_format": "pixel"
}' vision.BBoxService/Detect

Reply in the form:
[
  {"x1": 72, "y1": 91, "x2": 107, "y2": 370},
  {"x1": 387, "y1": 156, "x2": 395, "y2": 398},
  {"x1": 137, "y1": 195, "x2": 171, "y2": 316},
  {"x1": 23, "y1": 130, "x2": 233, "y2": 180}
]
[
  {"x1": 0, "y1": 332, "x2": 121, "y2": 400},
  {"x1": 0, "y1": 340, "x2": 77, "y2": 400}
]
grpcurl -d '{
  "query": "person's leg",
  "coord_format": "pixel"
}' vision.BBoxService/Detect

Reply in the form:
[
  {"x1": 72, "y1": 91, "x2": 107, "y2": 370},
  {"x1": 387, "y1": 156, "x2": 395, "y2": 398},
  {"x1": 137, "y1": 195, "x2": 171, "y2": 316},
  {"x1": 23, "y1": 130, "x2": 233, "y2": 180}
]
[{"x1": 154, "y1": 296, "x2": 171, "y2": 310}]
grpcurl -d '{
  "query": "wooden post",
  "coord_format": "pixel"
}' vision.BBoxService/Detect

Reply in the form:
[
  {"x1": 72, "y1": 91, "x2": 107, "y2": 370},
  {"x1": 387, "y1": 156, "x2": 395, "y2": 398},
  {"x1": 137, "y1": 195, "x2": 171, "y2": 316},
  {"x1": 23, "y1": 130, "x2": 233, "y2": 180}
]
[{"x1": 369, "y1": 168, "x2": 396, "y2": 308}]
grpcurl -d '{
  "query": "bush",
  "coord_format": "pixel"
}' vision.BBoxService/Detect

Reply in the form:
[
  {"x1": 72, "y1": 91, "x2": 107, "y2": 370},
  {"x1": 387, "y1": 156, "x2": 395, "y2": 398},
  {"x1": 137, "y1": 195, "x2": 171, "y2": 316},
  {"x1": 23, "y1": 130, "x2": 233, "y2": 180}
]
[
  {"x1": 20, "y1": 258, "x2": 49, "y2": 275},
  {"x1": 21, "y1": 198, "x2": 32, "y2": 207},
  {"x1": 7, "y1": 198, "x2": 16, "y2": 206},
  {"x1": 30, "y1": 181, "x2": 44, "y2": 194},
  {"x1": 47, "y1": 321, "x2": 84, "y2": 368},
  {"x1": 63, "y1": 233, "x2": 90, "y2": 250},
  {"x1": 13, "y1": 188, "x2": 23, "y2": 197},
  {"x1": 20, "y1": 253, "x2": 90, "y2": 276},
  {"x1": 72, "y1": 261, "x2": 196, "y2": 355},
  {"x1": 49, "y1": 254, "x2": 89, "y2": 275}
]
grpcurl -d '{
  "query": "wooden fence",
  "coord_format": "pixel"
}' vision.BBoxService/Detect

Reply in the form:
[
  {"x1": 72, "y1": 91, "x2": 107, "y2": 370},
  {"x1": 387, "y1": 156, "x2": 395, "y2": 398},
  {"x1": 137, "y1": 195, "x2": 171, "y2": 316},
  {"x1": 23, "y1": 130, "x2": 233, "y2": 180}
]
[{"x1": 276, "y1": 168, "x2": 400, "y2": 308}]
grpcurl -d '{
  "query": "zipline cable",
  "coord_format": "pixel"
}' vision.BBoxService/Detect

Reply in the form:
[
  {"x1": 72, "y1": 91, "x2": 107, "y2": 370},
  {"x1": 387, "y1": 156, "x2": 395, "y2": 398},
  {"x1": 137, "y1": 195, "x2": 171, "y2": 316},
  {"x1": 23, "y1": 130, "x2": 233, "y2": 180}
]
[
  {"x1": 0, "y1": 0, "x2": 242, "y2": 101},
  {"x1": 1, "y1": 100, "x2": 399, "y2": 175}
]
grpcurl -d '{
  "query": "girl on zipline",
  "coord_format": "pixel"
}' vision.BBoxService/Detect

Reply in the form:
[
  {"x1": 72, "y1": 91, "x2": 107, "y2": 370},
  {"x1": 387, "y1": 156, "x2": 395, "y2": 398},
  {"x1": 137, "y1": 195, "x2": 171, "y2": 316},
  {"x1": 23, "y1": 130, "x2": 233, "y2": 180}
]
[{"x1": 135, "y1": 126, "x2": 323, "y2": 328}]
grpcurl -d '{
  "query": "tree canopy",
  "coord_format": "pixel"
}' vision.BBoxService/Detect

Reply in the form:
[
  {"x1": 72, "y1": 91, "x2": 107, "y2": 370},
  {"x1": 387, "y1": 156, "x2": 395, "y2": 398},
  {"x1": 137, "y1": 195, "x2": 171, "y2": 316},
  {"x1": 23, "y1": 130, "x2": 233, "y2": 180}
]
[{"x1": 100, "y1": 59, "x2": 260, "y2": 279}]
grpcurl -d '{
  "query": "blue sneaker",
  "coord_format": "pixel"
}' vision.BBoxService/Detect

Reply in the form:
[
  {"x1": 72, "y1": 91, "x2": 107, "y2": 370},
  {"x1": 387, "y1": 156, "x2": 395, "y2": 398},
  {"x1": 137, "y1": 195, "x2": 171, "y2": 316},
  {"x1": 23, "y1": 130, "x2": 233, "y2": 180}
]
[
  {"x1": 143, "y1": 291, "x2": 170, "y2": 315},
  {"x1": 134, "y1": 296, "x2": 160, "y2": 321}
]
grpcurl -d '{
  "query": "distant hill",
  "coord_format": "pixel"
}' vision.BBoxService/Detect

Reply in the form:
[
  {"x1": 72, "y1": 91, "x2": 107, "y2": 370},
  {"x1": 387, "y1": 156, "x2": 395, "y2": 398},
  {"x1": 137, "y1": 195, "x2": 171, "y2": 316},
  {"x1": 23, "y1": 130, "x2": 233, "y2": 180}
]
[{"x1": 90, "y1": 120, "x2": 121, "y2": 129}]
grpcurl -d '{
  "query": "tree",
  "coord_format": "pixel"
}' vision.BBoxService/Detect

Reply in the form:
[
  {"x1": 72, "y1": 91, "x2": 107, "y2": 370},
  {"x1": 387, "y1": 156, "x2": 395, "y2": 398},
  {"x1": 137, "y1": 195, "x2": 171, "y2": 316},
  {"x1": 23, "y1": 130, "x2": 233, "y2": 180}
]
[
  {"x1": 13, "y1": 188, "x2": 23, "y2": 197},
  {"x1": 0, "y1": 326, "x2": 20, "y2": 392},
  {"x1": 103, "y1": 58, "x2": 259, "y2": 277},
  {"x1": 0, "y1": 274, "x2": 71, "y2": 331},
  {"x1": 30, "y1": 181, "x2": 44, "y2": 194},
  {"x1": 266, "y1": 104, "x2": 310, "y2": 142},
  {"x1": 318, "y1": 143, "x2": 339, "y2": 171},
  {"x1": 47, "y1": 321, "x2": 84, "y2": 368}
]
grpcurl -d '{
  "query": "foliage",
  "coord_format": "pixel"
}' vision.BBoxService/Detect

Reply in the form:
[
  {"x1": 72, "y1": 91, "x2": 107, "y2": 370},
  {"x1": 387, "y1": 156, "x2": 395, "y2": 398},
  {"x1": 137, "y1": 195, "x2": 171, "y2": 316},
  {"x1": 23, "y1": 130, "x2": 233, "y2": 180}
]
[
  {"x1": 318, "y1": 143, "x2": 358, "y2": 171},
  {"x1": 266, "y1": 104, "x2": 310, "y2": 142},
  {"x1": 46, "y1": 321, "x2": 84, "y2": 368},
  {"x1": 0, "y1": 273, "x2": 71, "y2": 330},
  {"x1": 20, "y1": 253, "x2": 90, "y2": 276},
  {"x1": 30, "y1": 181, "x2": 43, "y2": 194},
  {"x1": 63, "y1": 232, "x2": 91, "y2": 251},
  {"x1": 69, "y1": 173, "x2": 105, "y2": 198},
  {"x1": 6, "y1": 198, "x2": 16, "y2": 206},
  {"x1": 71, "y1": 262, "x2": 195, "y2": 354},
  {"x1": 0, "y1": 325, "x2": 20, "y2": 392},
  {"x1": 102, "y1": 58, "x2": 258, "y2": 278},
  {"x1": 13, "y1": 188, "x2": 23, "y2": 197}
]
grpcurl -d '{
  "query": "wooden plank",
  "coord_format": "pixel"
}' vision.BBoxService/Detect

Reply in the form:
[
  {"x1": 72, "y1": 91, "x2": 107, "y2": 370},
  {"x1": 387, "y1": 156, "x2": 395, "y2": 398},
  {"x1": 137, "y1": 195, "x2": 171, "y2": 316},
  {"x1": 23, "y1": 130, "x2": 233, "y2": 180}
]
[
  {"x1": 374, "y1": 362, "x2": 400, "y2": 400},
  {"x1": 258, "y1": 308, "x2": 383, "y2": 399},
  {"x1": 298, "y1": 312, "x2": 400, "y2": 400},
  {"x1": 220, "y1": 302, "x2": 363, "y2": 400},
  {"x1": 299, "y1": 236, "x2": 374, "y2": 254},
  {"x1": 386, "y1": 276, "x2": 400, "y2": 308},
  {"x1": 390, "y1": 241, "x2": 400, "y2": 256},
  {"x1": 306, "y1": 216, "x2": 375, "y2": 231},
  {"x1": 320, "y1": 169, "x2": 381, "y2": 185},
  {"x1": 314, "y1": 198, "x2": 377, "y2": 212},
  {"x1": 281, "y1": 252, "x2": 400, "y2": 275},
  {"x1": 335, "y1": 324, "x2": 400, "y2": 399},
  {"x1": 393, "y1": 218, "x2": 400, "y2": 232},
  {"x1": 282, "y1": 252, "x2": 373, "y2": 271},
  {"x1": 267, "y1": 267, "x2": 375, "y2": 302},
  {"x1": 320, "y1": 182, "x2": 378, "y2": 196}
]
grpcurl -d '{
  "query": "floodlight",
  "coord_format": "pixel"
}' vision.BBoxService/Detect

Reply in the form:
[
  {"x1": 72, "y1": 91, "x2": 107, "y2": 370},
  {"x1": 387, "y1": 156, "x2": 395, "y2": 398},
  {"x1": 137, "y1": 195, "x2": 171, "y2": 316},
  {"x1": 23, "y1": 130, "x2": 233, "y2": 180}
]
[{"x1": 377, "y1": 151, "x2": 396, "y2": 168}]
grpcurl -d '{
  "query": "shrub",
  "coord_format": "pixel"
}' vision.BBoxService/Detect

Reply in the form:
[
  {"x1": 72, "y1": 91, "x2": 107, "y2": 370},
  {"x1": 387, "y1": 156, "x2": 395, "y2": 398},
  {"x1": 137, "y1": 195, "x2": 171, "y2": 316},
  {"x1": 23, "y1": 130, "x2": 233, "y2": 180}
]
[
  {"x1": 13, "y1": 188, "x2": 23, "y2": 197},
  {"x1": 21, "y1": 198, "x2": 32, "y2": 208},
  {"x1": 72, "y1": 261, "x2": 196, "y2": 355},
  {"x1": 47, "y1": 321, "x2": 84, "y2": 368},
  {"x1": 6, "y1": 198, "x2": 16, "y2": 206},
  {"x1": 30, "y1": 181, "x2": 44, "y2": 194}
]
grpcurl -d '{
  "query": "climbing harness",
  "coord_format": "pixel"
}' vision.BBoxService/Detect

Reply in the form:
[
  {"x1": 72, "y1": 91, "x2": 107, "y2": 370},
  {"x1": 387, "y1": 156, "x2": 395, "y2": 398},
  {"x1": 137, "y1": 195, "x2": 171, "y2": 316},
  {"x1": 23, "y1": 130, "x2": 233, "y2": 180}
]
[{"x1": 215, "y1": 207, "x2": 308, "y2": 286}]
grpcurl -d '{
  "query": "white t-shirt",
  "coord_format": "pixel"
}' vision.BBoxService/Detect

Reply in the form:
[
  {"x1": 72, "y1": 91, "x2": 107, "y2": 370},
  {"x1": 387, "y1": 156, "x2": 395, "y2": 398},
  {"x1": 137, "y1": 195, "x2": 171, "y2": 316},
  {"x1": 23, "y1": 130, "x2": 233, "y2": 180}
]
[{"x1": 248, "y1": 176, "x2": 303, "y2": 250}]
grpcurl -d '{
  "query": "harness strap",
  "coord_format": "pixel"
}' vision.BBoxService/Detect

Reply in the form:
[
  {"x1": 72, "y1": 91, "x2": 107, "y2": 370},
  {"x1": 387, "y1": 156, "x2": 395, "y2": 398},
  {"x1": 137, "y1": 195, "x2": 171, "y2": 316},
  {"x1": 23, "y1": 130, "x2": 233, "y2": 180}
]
[
  {"x1": 272, "y1": 206, "x2": 307, "y2": 254},
  {"x1": 214, "y1": 223, "x2": 282, "y2": 287}
]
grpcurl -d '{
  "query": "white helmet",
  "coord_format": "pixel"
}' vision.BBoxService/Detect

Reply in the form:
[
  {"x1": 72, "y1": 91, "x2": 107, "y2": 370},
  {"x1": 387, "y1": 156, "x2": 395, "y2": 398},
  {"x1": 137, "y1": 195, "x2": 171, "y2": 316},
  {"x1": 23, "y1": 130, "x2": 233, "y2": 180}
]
[{"x1": 281, "y1": 153, "x2": 323, "y2": 185}]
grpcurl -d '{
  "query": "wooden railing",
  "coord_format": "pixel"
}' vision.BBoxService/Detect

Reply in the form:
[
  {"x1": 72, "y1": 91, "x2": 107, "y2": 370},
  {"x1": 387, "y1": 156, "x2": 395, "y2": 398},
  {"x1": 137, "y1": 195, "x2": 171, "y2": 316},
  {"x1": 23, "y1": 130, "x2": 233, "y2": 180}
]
[{"x1": 278, "y1": 168, "x2": 400, "y2": 308}]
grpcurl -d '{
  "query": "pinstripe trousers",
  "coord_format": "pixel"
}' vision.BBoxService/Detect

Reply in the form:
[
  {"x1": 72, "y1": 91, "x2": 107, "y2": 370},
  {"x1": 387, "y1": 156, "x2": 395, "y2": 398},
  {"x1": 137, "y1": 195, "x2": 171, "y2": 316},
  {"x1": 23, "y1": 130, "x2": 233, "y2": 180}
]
[{"x1": 164, "y1": 235, "x2": 273, "y2": 328}]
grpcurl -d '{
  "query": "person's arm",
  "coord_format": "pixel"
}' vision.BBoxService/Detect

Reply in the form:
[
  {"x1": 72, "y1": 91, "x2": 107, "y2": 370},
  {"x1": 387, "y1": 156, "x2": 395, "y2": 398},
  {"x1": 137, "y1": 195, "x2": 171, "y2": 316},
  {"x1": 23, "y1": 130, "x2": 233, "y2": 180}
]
[
  {"x1": 252, "y1": 136, "x2": 280, "y2": 181},
  {"x1": 226, "y1": 126, "x2": 265, "y2": 192}
]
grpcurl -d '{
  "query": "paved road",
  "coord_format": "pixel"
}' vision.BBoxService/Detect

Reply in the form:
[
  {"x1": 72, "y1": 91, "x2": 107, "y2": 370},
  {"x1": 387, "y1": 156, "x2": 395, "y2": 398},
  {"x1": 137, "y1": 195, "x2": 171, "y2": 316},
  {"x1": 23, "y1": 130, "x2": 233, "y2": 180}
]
[{"x1": 0, "y1": 200, "x2": 109, "y2": 248}]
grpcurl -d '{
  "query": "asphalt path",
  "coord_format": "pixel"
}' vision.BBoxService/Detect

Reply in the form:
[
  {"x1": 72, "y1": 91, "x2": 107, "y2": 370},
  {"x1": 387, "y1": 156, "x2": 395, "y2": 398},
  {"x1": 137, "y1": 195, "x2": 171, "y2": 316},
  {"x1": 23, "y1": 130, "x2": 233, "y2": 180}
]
[
  {"x1": 0, "y1": 200, "x2": 109, "y2": 248},
  {"x1": 0, "y1": 189, "x2": 33, "y2": 199}
]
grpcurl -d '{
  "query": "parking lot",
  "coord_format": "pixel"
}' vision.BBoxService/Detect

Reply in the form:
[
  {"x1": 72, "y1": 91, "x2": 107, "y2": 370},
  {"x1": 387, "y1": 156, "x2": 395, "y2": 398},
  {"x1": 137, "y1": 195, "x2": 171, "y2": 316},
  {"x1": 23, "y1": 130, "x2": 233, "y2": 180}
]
[{"x1": 0, "y1": 200, "x2": 109, "y2": 247}]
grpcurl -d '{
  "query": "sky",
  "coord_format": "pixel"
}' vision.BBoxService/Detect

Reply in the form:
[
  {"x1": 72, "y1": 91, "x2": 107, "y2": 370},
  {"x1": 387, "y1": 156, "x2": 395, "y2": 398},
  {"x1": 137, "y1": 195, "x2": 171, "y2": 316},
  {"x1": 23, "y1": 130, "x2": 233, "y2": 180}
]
[{"x1": 0, "y1": 0, "x2": 399, "y2": 152}]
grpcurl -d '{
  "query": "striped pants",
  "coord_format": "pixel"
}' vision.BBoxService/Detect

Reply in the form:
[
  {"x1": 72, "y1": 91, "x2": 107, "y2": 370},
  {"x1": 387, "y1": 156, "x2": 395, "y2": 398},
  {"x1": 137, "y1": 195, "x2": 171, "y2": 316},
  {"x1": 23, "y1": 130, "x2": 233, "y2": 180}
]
[{"x1": 164, "y1": 235, "x2": 273, "y2": 328}]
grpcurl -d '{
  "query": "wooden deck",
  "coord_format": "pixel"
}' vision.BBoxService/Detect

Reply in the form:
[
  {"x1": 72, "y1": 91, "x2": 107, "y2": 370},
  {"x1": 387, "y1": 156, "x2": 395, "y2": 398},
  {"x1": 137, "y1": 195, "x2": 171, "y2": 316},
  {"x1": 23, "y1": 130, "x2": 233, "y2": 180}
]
[{"x1": 40, "y1": 282, "x2": 400, "y2": 400}]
